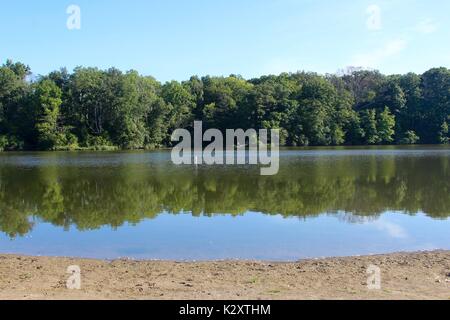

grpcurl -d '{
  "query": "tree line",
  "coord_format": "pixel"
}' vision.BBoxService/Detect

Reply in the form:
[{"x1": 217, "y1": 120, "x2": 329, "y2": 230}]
[{"x1": 0, "y1": 60, "x2": 449, "y2": 151}]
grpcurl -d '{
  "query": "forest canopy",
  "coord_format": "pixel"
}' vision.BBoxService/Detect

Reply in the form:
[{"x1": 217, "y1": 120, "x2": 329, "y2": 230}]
[{"x1": 0, "y1": 60, "x2": 449, "y2": 151}]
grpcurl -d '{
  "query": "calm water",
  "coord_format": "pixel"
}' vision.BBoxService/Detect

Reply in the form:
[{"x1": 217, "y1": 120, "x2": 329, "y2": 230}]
[{"x1": 0, "y1": 146, "x2": 449, "y2": 261}]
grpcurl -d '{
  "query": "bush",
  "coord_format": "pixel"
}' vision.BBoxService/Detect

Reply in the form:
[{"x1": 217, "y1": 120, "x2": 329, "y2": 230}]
[
  {"x1": 0, "y1": 135, "x2": 8, "y2": 151},
  {"x1": 399, "y1": 130, "x2": 420, "y2": 145},
  {"x1": 439, "y1": 122, "x2": 449, "y2": 144},
  {"x1": 0, "y1": 135, "x2": 25, "y2": 151},
  {"x1": 86, "y1": 135, "x2": 113, "y2": 147},
  {"x1": 53, "y1": 132, "x2": 80, "y2": 150}
]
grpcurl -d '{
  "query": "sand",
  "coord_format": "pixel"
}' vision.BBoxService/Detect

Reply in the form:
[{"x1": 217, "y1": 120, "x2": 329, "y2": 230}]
[{"x1": 0, "y1": 251, "x2": 449, "y2": 300}]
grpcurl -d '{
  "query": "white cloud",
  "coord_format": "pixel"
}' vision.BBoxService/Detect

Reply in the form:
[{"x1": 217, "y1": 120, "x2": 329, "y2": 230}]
[
  {"x1": 366, "y1": 4, "x2": 382, "y2": 31},
  {"x1": 351, "y1": 39, "x2": 407, "y2": 69},
  {"x1": 372, "y1": 220, "x2": 408, "y2": 239},
  {"x1": 415, "y1": 19, "x2": 438, "y2": 35}
]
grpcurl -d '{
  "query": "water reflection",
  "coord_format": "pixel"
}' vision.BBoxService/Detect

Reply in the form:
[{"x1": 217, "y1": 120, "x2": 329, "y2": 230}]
[{"x1": 0, "y1": 147, "x2": 449, "y2": 238}]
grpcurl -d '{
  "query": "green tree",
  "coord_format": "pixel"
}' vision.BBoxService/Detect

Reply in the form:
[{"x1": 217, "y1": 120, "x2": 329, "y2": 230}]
[
  {"x1": 201, "y1": 75, "x2": 253, "y2": 130},
  {"x1": 0, "y1": 60, "x2": 30, "y2": 149},
  {"x1": 377, "y1": 107, "x2": 396, "y2": 144},
  {"x1": 31, "y1": 79, "x2": 63, "y2": 150},
  {"x1": 399, "y1": 130, "x2": 420, "y2": 145},
  {"x1": 69, "y1": 67, "x2": 115, "y2": 146},
  {"x1": 439, "y1": 121, "x2": 449, "y2": 144},
  {"x1": 420, "y1": 68, "x2": 450, "y2": 143},
  {"x1": 111, "y1": 71, "x2": 160, "y2": 149},
  {"x1": 161, "y1": 80, "x2": 195, "y2": 137},
  {"x1": 360, "y1": 109, "x2": 379, "y2": 144},
  {"x1": 397, "y1": 73, "x2": 422, "y2": 140},
  {"x1": 183, "y1": 76, "x2": 204, "y2": 119}
]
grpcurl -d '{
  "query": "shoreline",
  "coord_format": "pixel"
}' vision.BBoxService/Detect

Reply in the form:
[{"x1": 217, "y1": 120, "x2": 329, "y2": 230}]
[
  {"x1": 0, "y1": 251, "x2": 448, "y2": 300},
  {"x1": 0, "y1": 144, "x2": 448, "y2": 152}
]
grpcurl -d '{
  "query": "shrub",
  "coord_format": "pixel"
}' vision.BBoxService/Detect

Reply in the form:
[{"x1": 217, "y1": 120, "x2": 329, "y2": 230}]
[{"x1": 399, "y1": 130, "x2": 420, "y2": 145}]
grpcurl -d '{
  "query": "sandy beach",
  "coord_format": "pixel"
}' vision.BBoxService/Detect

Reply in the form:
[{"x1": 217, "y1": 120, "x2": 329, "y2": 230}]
[{"x1": 0, "y1": 251, "x2": 448, "y2": 300}]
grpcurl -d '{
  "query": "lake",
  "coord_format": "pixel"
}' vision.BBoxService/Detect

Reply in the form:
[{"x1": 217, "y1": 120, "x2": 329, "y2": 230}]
[{"x1": 0, "y1": 146, "x2": 449, "y2": 261}]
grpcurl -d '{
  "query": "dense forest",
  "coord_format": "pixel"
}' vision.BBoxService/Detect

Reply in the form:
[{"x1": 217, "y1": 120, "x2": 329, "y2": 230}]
[{"x1": 0, "y1": 59, "x2": 449, "y2": 151}]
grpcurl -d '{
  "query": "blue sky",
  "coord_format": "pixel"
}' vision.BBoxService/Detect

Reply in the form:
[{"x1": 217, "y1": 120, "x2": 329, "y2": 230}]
[{"x1": 1, "y1": 0, "x2": 449, "y2": 81}]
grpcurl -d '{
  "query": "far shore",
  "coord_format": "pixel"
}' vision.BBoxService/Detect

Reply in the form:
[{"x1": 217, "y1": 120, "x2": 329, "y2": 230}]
[
  {"x1": 0, "y1": 251, "x2": 449, "y2": 300},
  {"x1": 0, "y1": 144, "x2": 448, "y2": 153}
]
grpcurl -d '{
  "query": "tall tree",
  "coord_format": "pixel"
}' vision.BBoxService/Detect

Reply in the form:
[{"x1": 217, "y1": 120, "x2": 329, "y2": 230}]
[
  {"x1": 377, "y1": 107, "x2": 396, "y2": 144},
  {"x1": 421, "y1": 68, "x2": 450, "y2": 143},
  {"x1": 0, "y1": 60, "x2": 30, "y2": 149},
  {"x1": 32, "y1": 79, "x2": 63, "y2": 150},
  {"x1": 360, "y1": 109, "x2": 379, "y2": 145}
]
